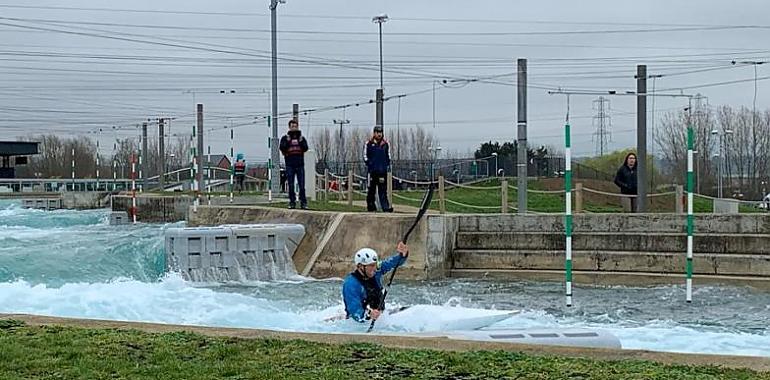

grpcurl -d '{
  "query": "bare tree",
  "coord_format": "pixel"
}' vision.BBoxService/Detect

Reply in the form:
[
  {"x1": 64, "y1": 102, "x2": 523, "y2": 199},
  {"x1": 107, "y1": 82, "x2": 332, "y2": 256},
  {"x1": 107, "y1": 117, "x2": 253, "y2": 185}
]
[
  {"x1": 18, "y1": 133, "x2": 192, "y2": 180},
  {"x1": 656, "y1": 104, "x2": 770, "y2": 198},
  {"x1": 19, "y1": 135, "x2": 97, "y2": 179}
]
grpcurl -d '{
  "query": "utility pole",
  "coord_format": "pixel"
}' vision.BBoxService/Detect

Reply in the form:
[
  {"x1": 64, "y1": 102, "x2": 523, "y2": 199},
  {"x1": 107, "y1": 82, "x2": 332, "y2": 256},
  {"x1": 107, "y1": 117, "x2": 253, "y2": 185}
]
[
  {"x1": 269, "y1": 0, "x2": 284, "y2": 196},
  {"x1": 196, "y1": 104, "x2": 204, "y2": 201},
  {"x1": 158, "y1": 118, "x2": 165, "y2": 191},
  {"x1": 375, "y1": 89, "x2": 384, "y2": 132},
  {"x1": 692, "y1": 94, "x2": 707, "y2": 193},
  {"x1": 372, "y1": 14, "x2": 388, "y2": 134},
  {"x1": 141, "y1": 122, "x2": 147, "y2": 192},
  {"x1": 592, "y1": 96, "x2": 611, "y2": 156},
  {"x1": 636, "y1": 65, "x2": 648, "y2": 212},
  {"x1": 517, "y1": 58, "x2": 528, "y2": 214},
  {"x1": 333, "y1": 118, "x2": 350, "y2": 170},
  {"x1": 649, "y1": 73, "x2": 662, "y2": 188},
  {"x1": 95, "y1": 130, "x2": 100, "y2": 190}
]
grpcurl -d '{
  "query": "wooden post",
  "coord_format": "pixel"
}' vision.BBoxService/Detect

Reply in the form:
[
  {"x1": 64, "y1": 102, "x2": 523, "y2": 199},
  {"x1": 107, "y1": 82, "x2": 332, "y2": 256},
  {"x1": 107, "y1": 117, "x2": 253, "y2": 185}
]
[
  {"x1": 337, "y1": 173, "x2": 343, "y2": 201},
  {"x1": 575, "y1": 182, "x2": 583, "y2": 213},
  {"x1": 387, "y1": 171, "x2": 393, "y2": 207},
  {"x1": 676, "y1": 184, "x2": 684, "y2": 214},
  {"x1": 323, "y1": 169, "x2": 329, "y2": 201},
  {"x1": 501, "y1": 179, "x2": 509, "y2": 213},
  {"x1": 347, "y1": 170, "x2": 354, "y2": 206},
  {"x1": 438, "y1": 176, "x2": 446, "y2": 214}
]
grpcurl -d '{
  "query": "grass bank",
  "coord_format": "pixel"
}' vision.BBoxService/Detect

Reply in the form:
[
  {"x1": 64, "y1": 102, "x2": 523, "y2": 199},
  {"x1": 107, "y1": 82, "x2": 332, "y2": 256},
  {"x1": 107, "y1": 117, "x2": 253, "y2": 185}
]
[{"x1": 0, "y1": 320, "x2": 766, "y2": 380}]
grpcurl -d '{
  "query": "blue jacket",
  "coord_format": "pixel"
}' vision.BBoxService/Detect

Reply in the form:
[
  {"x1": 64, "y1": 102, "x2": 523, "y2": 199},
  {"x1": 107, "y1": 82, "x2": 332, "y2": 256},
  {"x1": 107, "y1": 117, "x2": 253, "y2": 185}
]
[
  {"x1": 342, "y1": 253, "x2": 406, "y2": 322},
  {"x1": 364, "y1": 138, "x2": 390, "y2": 175}
]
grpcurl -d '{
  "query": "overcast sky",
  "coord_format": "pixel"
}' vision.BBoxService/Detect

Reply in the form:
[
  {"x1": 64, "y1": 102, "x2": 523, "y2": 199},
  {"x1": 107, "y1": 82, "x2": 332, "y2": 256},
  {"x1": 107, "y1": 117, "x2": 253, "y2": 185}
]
[{"x1": 1, "y1": 0, "x2": 769, "y2": 162}]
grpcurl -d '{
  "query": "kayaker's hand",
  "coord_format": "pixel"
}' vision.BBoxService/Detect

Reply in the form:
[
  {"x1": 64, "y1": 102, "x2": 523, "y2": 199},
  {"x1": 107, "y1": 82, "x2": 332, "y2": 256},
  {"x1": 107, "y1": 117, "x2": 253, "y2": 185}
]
[
  {"x1": 397, "y1": 241, "x2": 409, "y2": 258},
  {"x1": 368, "y1": 308, "x2": 381, "y2": 321}
]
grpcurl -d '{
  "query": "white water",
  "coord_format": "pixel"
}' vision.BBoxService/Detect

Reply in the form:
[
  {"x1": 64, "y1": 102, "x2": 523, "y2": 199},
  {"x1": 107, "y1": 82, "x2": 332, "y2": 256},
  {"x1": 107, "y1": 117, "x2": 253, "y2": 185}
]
[
  {"x1": 0, "y1": 274, "x2": 512, "y2": 334},
  {"x1": 0, "y1": 200, "x2": 769, "y2": 357}
]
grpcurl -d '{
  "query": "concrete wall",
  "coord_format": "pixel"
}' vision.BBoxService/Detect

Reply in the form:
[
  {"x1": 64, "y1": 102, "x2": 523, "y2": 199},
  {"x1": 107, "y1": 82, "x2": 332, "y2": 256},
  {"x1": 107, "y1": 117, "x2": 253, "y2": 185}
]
[
  {"x1": 425, "y1": 215, "x2": 458, "y2": 280},
  {"x1": 182, "y1": 208, "x2": 770, "y2": 283},
  {"x1": 449, "y1": 214, "x2": 770, "y2": 282},
  {"x1": 188, "y1": 206, "x2": 429, "y2": 279},
  {"x1": 456, "y1": 214, "x2": 770, "y2": 234},
  {"x1": 112, "y1": 195, "x2": 191, "y2": 223},
  {"x1": 61, "y1": 192, "x2": 111, "y2": 209}
]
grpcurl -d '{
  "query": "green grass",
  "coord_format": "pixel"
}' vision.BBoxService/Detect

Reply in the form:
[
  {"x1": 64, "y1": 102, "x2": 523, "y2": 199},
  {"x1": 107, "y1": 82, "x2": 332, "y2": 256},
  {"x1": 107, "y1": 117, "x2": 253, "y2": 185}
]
[
  {"x1": 391, "y1": 179, "x2": 575, "y2": 213},
  {"x1": 694, "y1": 195, "x2": 714, "y2": 213},
  {"x1": 268, "y1": 180, "x2": 769, "y2": 214},
  {"x1": 739, "y1": 204, "x2": 767, "y2": 213},
  {"x1": 0, "y1": 320, "x2": 766, "y2": 380}
]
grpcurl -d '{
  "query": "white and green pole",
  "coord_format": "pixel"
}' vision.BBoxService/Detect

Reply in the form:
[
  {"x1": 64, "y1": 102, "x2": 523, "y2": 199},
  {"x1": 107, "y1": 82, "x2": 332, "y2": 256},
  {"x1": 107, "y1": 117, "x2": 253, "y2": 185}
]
[
  {"x1": 686, "y1": 111, "x2": 694, "y2": 303},
  {"x1": 229, "y1": 128, "x2": 234, "y2": 203},
  {"x1": 565, "y1": 121, "x2": 573, "y2": 307},
  {"x1": 191, "y1": 126, "x2": 198, "y2": 212},
  {"x1": 267, "y1": 116, "x2": 273, "y2": 202}
]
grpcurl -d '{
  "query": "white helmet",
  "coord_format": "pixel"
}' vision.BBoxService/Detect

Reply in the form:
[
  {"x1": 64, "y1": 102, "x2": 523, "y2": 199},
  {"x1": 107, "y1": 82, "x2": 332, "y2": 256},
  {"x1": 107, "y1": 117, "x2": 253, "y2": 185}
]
[{"x1": 354, "y1": 248, "x2": 378, "y2": 266}]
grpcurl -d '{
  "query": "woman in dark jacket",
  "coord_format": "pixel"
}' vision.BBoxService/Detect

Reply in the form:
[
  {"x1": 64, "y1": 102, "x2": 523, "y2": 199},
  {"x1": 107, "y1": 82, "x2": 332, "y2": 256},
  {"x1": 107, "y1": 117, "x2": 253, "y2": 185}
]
[{"x1": 614, "y1": 153, "x2": 638, "y2": 212}]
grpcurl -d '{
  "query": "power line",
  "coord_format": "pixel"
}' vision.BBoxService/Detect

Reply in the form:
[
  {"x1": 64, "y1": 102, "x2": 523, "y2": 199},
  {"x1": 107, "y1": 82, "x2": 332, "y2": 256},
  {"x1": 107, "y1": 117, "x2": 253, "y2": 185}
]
[
  {"x1": 4, "y1": 15, "x2": 770, "y2": 36},
  {"x1": 3, "y1": 6, "x2": 770, "y2": 29}
]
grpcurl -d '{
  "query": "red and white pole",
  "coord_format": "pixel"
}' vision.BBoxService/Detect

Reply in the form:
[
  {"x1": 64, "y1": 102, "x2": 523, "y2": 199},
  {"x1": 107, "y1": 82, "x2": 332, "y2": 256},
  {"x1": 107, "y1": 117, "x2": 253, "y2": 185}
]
[{"x1": 131, "y1": 153, "x2": 137, "y2": 224}]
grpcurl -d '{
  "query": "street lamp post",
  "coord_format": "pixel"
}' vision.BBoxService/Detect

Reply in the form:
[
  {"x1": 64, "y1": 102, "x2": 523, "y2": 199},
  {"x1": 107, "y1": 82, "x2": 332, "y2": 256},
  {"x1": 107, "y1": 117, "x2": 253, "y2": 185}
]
[
  {"x1": 491, "y1": 152, "x2": 498, "y2": 177},
  {"x1": 169, "y1": 153, "x2": 176, "y2": 183},
  {"x1": 428, "y1": 146, "x2": 442, "y2": 180},
  {"x1": 372, "y1": 14, "x2": 388, "y2": 90},
  {"x1": 333, "y1": 118, "x2": 350, "y2": 172},
  {"x1": 432, "y1": 79, "x2": 448, "y2": 132},
  {"x1": 372, "y1": 14, "x2": 388, "y2": 132},
  {"x1": 711, "y1": 128, "x2": 733, "y2": 198}
]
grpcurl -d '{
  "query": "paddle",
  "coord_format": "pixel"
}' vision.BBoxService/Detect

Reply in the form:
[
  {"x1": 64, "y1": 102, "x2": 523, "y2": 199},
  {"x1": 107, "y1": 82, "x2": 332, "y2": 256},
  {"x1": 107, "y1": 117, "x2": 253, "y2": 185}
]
[{"x1": 367, "y1": 182, "x2": 434, "y2": 333}]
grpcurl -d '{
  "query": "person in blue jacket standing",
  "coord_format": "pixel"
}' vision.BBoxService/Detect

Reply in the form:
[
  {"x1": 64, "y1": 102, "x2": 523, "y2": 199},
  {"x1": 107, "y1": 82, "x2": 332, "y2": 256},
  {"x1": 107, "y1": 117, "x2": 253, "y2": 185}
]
[
  {"x1": 342, "y1": 242, "x2": 408, "y2": 322},
  {"x1": 364, "y1": 125, "x2": 393, "y2": 212}
]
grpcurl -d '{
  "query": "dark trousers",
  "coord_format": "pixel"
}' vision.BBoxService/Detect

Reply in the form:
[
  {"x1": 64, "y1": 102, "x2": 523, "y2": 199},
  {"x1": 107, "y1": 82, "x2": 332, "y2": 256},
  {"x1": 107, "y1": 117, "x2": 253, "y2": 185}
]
[
  {"x1": 367, "y1": 172, "x2": 391, "y2": 211},
  {"x1": 235, "y1": 174, "x2": 245, "y2": 193},
  {"x1": 286, "y1": 165, "x2": 306, "y2": 206}
]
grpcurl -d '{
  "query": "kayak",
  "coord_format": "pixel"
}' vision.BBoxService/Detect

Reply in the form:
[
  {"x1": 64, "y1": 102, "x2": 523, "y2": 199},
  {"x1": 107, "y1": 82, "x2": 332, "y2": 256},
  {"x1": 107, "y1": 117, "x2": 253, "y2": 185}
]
[{"x1": 324, "y1": 305, "x2": 518, "y2": 332}]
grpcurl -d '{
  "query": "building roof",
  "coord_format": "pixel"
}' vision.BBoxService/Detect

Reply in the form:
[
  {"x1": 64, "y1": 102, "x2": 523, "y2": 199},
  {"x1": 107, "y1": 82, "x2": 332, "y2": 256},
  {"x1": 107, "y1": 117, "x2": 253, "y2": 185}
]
[
  {"x1": 204, "y1": 154, "x2": 230, "y2": 165},
  {"x1": 0, "y1": 141, "x2": 39, "y2": 156}
]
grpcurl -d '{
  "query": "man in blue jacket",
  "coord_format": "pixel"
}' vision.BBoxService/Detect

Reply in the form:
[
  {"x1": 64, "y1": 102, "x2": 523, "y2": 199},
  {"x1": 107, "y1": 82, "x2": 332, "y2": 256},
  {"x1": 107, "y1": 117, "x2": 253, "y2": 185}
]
[
  {"x1": 342, "y1": 242, "x2": 408, "y2": 322},
  {"x1": 364, "y1": 125, "x2": 393, "y2": 212}
]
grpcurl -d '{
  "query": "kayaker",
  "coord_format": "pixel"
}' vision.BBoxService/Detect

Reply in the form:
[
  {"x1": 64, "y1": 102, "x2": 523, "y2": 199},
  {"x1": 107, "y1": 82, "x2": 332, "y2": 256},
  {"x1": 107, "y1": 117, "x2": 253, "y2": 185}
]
[{"x1": 342, "y1": 242, "x2": 409, "y2": 322}]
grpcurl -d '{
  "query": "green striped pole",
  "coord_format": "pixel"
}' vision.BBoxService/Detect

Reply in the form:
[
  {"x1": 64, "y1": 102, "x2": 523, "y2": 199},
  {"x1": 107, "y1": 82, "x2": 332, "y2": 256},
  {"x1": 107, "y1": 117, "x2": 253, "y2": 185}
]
[
  {"x1": 190, "y1": 129, "x2": 195, "y2": 191},
  {"x1": 565, "y1": 123, "x2": 573, "y2": 307},
  {"x1": 229, "y1": 128, "x2": 234, "y2": 203},
  {"x1": 686, "y1": 124, "x2": 694, "y2": 303},
  {"x1": 267, "y1": 116, "x2": 273, "y2": 202}
]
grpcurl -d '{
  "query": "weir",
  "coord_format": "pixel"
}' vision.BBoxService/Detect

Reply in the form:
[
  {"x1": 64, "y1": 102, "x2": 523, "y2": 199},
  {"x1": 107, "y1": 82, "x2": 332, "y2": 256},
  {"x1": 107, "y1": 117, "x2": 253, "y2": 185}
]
[{"x1": 164, "y1": 224, "x2": 305, "y2": 282}]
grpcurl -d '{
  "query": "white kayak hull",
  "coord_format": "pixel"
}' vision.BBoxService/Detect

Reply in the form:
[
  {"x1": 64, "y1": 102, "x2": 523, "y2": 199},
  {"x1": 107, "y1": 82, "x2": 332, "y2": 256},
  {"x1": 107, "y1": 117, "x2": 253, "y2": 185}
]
[{"x1": 440, "y1": 328, "x2": 622, "y2": 349}]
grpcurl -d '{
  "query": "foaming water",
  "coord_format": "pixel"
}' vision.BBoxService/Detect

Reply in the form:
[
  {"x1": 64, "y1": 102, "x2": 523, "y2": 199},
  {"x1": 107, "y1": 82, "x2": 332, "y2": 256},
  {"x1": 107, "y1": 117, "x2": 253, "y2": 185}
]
[
  {"x1": 0, "y1": 201, "x2": 169, "y2": 285},
  {"x1": 0, "y1": 200, "x2": 768, "y2": 357},
  {"x1": 0, "y1": 274, "x2": 510, "y2": 334}
]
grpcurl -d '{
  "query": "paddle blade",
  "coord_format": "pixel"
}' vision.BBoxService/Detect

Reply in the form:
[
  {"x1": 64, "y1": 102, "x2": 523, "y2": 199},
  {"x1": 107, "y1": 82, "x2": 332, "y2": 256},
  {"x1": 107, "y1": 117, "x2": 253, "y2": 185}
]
[{"x1": 402, "y1": 183, "x2": 434, "y2": 244}]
